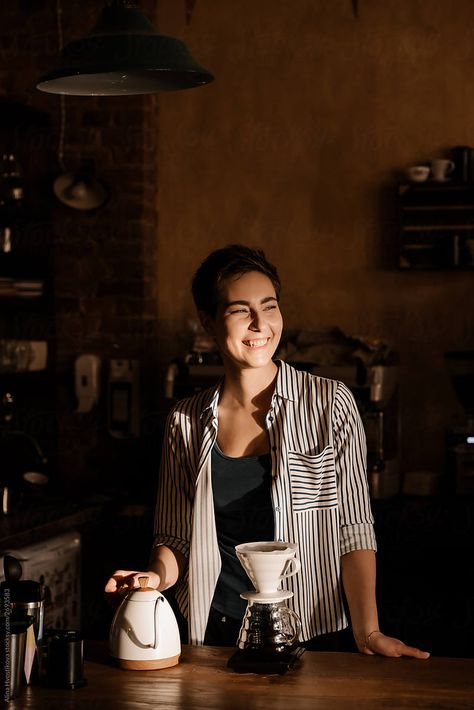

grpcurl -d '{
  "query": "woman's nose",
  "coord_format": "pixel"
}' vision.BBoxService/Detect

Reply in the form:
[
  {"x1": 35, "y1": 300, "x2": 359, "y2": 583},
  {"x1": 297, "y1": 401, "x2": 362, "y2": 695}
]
[{"x1": 248, "y1": 310, "x2": 263, "y2": 330}]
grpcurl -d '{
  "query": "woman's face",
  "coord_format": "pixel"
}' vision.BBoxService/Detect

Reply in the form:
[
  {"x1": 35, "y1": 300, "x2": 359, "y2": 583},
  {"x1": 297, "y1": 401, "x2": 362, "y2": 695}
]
[{"x1": 203, "y1": 270, "x2": 283, "y2": 371}]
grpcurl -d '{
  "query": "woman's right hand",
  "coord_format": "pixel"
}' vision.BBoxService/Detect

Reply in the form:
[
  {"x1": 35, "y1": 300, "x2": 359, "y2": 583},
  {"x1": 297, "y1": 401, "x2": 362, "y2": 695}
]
[{"x1": 104, "y1": 569, "x2": 161, "y2": 602}]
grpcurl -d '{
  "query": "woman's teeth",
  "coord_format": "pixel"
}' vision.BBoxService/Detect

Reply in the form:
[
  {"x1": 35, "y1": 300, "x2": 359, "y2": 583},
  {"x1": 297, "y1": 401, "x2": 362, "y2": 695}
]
[{"x1": 243, "y1": 338, "x2": 269, "y2": 347}]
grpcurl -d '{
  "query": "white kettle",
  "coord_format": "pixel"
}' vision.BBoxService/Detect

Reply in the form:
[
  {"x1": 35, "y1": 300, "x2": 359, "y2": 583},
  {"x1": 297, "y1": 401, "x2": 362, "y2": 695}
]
[{"x1": 109, "y1": 576, "x2": 181, "y2": 670}]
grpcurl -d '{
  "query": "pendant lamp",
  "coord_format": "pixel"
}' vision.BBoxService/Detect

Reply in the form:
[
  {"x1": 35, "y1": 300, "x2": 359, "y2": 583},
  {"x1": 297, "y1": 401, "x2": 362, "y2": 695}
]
[{"x1": 36, "y1": 1, "x2": 214, "y2": 96}]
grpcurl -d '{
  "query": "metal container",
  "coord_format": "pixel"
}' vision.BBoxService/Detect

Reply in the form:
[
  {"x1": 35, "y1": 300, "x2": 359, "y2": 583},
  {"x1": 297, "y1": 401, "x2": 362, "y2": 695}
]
[
  {"x1": 452, "y1": 146, "x2": 472, "y2": 183},
  {"x1": 41, "y1": 630, "x2": 87, "y2": 689},
  {"x1": 11, "y1": 599, "x2": 44, "y2": 643},
  {"x1": 0, "y1": 626, "x2": 27, "y2": 700}
]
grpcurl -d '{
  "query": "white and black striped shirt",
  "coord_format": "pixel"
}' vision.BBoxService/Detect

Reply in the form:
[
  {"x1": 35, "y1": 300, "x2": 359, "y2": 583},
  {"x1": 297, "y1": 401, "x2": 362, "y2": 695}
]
[{"x1": 153, "y1": 360, "x2": 376, "y2": 645}]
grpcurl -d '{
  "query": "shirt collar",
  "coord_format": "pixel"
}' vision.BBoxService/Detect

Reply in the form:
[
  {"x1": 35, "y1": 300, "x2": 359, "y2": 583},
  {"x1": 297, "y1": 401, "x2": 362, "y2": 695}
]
[
  {"x1": 200, "y1": 360, "x2": 297, "y2": 417},
  {"x1": 200, "y1": 379, "x2": 222, "y2": 419},
  {"x1": 273, "y1": 359, "x2": 297, "y2": 402}
]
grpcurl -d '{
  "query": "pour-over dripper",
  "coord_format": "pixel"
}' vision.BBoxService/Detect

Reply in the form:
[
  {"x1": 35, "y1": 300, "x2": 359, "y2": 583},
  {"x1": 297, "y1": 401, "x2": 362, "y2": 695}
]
[{"x1": 235, "y1": 541, "x2": 301, "y2": 597}]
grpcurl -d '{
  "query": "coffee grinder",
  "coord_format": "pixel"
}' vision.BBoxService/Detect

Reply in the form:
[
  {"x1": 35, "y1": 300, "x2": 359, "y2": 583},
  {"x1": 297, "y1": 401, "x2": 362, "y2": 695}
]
[
  {"x1": 445, "y1": 351, "x2": 474, "y2": 494},
  {"x1": 301, "y1": 360, "x2": 400, "y2": 499},
  {"x1": 227, "y1": 541, "x2": 305, "y2": 674}
]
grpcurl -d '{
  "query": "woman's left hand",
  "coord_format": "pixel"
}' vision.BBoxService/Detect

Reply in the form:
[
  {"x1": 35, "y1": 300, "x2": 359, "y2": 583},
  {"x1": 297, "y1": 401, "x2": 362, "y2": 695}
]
[{"x1": 361, "y1": 630, "x2": 430, "y2": 659}]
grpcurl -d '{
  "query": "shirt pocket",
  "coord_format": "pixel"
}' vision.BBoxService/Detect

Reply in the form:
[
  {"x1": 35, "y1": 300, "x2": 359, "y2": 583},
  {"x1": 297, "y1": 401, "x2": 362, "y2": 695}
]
[{"x1": 288, "y1": 446, "x2": 338, "y2": 512}]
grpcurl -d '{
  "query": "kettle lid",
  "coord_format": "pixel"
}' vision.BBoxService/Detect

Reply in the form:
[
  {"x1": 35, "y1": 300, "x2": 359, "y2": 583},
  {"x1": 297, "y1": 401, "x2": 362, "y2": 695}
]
[{"x1": 127, "y1": 576, "x2": 161, "y2": 602}]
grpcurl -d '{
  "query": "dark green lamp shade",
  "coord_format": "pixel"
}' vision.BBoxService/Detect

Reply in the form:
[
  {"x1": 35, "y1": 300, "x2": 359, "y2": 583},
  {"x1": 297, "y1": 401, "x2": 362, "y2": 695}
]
[{"x1": 36, "y1": 4, "x2": 214, "y2": 95}]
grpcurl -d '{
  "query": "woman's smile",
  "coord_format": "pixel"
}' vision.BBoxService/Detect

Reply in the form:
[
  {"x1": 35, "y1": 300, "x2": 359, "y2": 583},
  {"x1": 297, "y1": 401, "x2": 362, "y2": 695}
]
[{"x1": 242, "y1": 337, "x2": 270, "y2": 348}]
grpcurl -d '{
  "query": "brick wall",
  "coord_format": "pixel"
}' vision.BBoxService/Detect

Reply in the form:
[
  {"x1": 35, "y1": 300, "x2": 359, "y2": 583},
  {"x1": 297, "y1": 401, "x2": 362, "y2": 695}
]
[{"x1": 1, "y1": 1, "x2": 161, "y2": 496}]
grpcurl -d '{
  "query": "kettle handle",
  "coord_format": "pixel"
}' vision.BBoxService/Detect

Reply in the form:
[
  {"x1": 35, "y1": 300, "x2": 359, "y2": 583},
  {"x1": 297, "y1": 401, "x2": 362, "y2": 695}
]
[
  {"x1": 125, "y1": 595, "x2": 163, "y2": 649},
  {"x1": 152, "y1": 596, "x2": 163, "y2": 649}
]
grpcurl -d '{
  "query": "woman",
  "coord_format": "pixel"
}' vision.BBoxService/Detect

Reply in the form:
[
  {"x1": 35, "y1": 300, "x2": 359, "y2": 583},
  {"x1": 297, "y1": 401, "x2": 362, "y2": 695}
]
[{"x1": 105, "y1": 244, "x2": 429, "y2": 659}]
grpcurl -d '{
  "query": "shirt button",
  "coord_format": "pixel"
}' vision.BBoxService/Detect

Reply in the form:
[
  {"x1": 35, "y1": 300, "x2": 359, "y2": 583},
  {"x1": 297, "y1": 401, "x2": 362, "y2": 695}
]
[
  {"x1": 269, "y1": 416, "x2": 274, "y2": 422},
  {"x1": 275, "y1": 506, "x2": 281, "y2": 512},
  {"x1": 272, "y1": 446, "x2": 277, "y2": 452}
]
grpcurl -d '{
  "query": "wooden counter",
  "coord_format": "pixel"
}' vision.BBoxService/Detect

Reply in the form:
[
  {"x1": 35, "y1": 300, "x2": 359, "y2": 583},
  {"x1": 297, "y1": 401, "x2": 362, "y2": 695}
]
[{"x1": 13, "y1": 641, "x2": 474, "y2": 710}]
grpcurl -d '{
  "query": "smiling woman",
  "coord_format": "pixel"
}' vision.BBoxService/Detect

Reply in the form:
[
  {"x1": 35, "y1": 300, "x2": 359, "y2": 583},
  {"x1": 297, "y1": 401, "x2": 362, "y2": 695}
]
[{"x1": 105, "y1": 245, "x2": 429, "y2": 660}]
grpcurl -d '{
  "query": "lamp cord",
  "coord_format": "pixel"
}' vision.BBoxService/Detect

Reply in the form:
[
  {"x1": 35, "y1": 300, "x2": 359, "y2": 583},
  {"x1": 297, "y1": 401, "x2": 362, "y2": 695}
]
[
  {"x1": 56, "y1": 0, "x2": 66, "y2": 172},
  {"x1": 185, "y1": 0, "x2": 197, "y2": 24}
]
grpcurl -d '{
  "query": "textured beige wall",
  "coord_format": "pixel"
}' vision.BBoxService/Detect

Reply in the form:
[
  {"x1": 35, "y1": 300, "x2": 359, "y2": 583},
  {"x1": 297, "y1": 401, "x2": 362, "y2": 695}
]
[{"x1": 155, "y1": 0, "x2": 474, "y2": 473}]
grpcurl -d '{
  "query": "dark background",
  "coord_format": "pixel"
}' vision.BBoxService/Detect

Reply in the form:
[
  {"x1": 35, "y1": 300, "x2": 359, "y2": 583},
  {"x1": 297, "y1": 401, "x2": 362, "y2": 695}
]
[{"x1": 0, "y1": 1, "x2": 473, "y2": 658}]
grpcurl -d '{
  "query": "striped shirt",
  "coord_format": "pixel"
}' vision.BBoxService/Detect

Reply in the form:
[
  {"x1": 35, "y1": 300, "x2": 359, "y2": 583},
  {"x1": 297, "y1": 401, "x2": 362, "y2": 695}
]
[{"x1": 153, "y1": 359, "x2": 376, "y2": 645}]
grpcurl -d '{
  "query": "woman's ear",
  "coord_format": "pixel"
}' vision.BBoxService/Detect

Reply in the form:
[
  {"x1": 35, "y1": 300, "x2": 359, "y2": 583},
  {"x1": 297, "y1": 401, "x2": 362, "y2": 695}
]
[{"x1": 198, "y1": 310, "x2": 215, "y2": 336}]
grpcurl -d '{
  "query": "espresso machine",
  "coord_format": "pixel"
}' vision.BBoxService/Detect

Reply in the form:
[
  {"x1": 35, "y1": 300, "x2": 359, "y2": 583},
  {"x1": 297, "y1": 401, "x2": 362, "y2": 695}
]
[
  {"x1": 358, "y1": 364, "x2": 400, "y2": 500},
  {"x1": 445, "y1": 351, "x2": 474, "y2": 494},
  {"x1": 227, "y1": 541, "x2": 304, "y2": 675}
]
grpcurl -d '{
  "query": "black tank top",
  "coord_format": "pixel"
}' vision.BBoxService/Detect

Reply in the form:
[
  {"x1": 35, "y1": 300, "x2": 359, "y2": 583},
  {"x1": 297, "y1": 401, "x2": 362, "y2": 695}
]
[{"x1": 210, "y1": 441, "x2": 274, "y2": 620}]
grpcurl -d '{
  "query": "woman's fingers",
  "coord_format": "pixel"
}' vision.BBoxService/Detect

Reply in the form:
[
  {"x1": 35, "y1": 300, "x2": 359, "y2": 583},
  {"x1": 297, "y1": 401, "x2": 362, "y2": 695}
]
[
  {"x1": 369, "y1": 633, "x2": 430, "y2": 659},
  {"x1": 104, "y1": 570, "x2": 161, "y2": 595},
  {"x1": 104, "y1": 570, "x2": 140, "y2": 594},
  {"x1": 398, "y1": 644, "x2": 430, "y2": 659}
]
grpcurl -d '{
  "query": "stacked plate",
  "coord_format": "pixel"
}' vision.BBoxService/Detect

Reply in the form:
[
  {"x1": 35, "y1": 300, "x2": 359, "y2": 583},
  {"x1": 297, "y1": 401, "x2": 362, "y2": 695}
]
[
  {"x1": 13, "y1": 280, "x2": 44, "y2": 298},
  {"x1": 0, "y1": 277, "x2": 15, "y2": 297}
]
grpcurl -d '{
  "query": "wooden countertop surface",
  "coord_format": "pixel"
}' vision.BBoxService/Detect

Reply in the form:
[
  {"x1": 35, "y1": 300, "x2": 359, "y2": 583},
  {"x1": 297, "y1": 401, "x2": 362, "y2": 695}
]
[{"x1": 12, "y1": 641, "x2": 474, "y2": 710}]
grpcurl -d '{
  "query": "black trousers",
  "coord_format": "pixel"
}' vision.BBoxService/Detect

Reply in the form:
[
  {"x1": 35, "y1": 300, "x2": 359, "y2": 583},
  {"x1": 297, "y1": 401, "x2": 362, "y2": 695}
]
[
  {"x1": 168, "y1": 600, "x2": 242, "y2": 647},
  {"x1": 203, "y1": 608, "x2": 242, "y2": 647}
]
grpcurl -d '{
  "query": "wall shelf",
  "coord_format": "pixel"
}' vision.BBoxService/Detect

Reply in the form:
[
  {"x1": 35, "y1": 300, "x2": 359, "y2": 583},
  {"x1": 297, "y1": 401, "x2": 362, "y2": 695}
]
[
  {"x1": 398, "y1": 183, "x2": 474, "y2": 269},
  {"x1": 0, "y1": 100, "x2": 56, "y2": 476}
]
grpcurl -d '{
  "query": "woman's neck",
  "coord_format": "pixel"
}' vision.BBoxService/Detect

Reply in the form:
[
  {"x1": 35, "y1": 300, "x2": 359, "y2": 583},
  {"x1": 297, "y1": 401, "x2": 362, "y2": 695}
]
[{"x1": 220, "y1": 360, "x2": 278, "y2": 410}]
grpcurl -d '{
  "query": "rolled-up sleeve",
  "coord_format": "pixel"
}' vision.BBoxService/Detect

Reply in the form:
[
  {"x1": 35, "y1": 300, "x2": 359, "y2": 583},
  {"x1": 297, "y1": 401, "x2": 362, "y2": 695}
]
[
  {"x1": 153, "y1": 407, "x2": 192, "y2": 558},
  {"x1": 333, "y1": 382, "x2": 377, "y2": 556}
]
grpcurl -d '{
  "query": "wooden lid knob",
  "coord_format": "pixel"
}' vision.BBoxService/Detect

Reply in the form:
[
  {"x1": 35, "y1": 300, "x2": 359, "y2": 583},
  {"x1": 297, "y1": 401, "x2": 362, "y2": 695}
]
[{"x1": 138, "y1": 576, "x2": 149, "y2": 589}]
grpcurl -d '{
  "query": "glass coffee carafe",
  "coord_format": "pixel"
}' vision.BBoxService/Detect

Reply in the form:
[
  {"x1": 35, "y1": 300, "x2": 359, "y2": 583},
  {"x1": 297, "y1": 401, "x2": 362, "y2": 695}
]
[
  {"x1": 228, "y1": 541, "x2": 304, "y2": 674},
  {"x1": 238, "y1": 600, "x2": 300, "y2": 654}
]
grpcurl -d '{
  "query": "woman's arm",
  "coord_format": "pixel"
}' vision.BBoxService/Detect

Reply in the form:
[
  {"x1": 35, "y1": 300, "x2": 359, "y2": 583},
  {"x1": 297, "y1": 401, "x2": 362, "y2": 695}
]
[
  {"x1": 341, "y1": 548, "x2": 378, "y2": 649},
  {"x1": 149, "y1": 544, "x2": 187, "y2": 590},
  {"x1": 341, "y1": 549, "x2": 430, "y2": 658}
]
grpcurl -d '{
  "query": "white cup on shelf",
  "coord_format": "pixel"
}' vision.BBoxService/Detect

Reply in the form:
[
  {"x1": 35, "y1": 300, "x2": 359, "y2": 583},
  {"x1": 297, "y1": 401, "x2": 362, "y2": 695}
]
[
  {"x1": 430, "y1": 159, "x2": 455, "y2": 182},
  {"x1": 405, "y1": 165, "x2": 430, "y2": 183}
]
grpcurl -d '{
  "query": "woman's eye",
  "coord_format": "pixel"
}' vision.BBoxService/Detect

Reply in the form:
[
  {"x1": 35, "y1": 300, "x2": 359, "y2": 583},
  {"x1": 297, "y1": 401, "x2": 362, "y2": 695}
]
[
  {"x1": 229, "y1": 308, "x2": 249, "y2": 315},
  {"x1": 264, "y1": 304, "x2": 277, "y2": 311}
]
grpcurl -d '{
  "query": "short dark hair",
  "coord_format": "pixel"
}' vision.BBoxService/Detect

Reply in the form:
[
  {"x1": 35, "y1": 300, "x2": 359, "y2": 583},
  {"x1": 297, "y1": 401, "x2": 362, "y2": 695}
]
[{"x1": 191, "y1": 244, "x2": 281, "y2": 317}]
